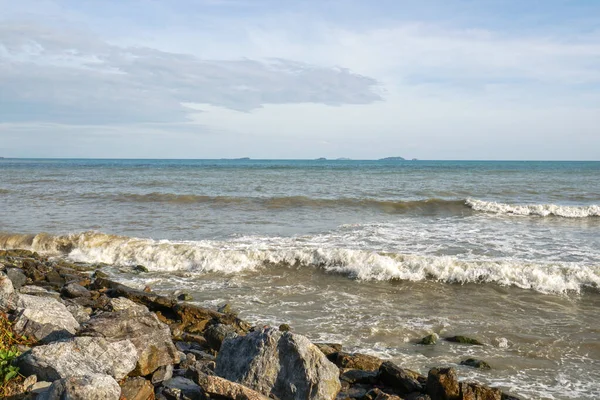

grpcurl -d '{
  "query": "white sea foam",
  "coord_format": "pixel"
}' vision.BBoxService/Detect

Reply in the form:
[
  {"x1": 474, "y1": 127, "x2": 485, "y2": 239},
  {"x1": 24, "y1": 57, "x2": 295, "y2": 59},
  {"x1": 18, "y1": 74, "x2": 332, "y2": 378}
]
[
  {"x1": 3, "y1": 231, "x2": 597, "y2": 295},
  {"x1": 466, "y1": 198, "x2": 600, "y2": 218}
]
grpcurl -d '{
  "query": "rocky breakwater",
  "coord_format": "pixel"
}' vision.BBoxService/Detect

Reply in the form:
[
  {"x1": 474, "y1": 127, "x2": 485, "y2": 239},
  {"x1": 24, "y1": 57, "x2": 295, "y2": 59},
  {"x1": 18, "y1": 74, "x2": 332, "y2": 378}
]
[{"x1": 0, "y1": 249, "x2": 522, "y2": 400}]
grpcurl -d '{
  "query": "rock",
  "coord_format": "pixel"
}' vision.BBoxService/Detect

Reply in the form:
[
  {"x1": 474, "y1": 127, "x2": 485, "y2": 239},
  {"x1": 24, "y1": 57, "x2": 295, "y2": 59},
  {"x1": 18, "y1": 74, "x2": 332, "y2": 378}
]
[
  {"x1": 108, "y1": 296, "x2": 150, "y2": 313},
  {"x1": 195, "y1": 372, "x2": 271, "y2": 400},
  {"x1": 204, "y1": 323, "x2": 238, "y2": 351},
  {"x1": 18, "y1": 285, "x2": 61, "y2": 299},
  {"x1": 120, "y1": 377, "x2": 156, "y2": 400},
  {"x1": 93, "y1": 269, "x2": 109, "y2": 279},
  {"x1": 38, "y1": 374, "x2": 121, "y2": 400},
  {"x1": 45, "y1": 269, "x2": 65, "y2": 288},
  {"x1": 177, "y1": 293, "x2": 193, "y2": 301},
  {"x1": 152, "y1": 364, "x2": 175, "y2": 385},
  {"x1": 0, "y1": 271, "x2": 17, "y2": 310},
  {"x1": 404, "y1": 394, "x2": 432, "y2": 400},
  {"x1": 378, "y1": 361, "x2": 423, "y2": 395},
  {"x1": 460, "y1": 358, "x2": 491, "y2": 370},
  {"x1": 501, "y1": 393, "x2": 522, "y2": 400},
  {"x1": 14, "y1": 294, "x2": 80, "y2": 343},
  {"x1": 162, "y1": 377, "x2": 204, "y2": 399},
  {"x1": 426, "y1": 367, "x2": 460, "y2": 400},
  {"x1": 334, "y1": 352, "x2": 383, "y2": 371},
  {"x1": 314, "y1": 343, "x2": 342, "y2": 357},
  {"x1": 80, "y1": 308, "x2": 180, "y2": 376},
  {"x1": 22, "y1": 374, "x2": 38, "y2": 391},
  {"x1": 445, "y1": 336, "x2": 484, "y2": 346},
  {"x1": 6, "y1": 268, "x2": 27, "y2": 290},
  {"x1": 216, "y1": 327, "x2": 341, "y2": 400},
  {"x1": 418, "y1": 334, "x2": 438, "y2": 345},
  {"x1": 279, "y1": 323, "x2": 291, "y2": 332},
  {"x1": 363, "y1": 388, "x2": 402, "y2": 400},
  {"x1": 339, "y1": 369, "x2": 379, "y2": 384},
  {"x1": 341, "y1": 383, "x2": 371, "y2": 399},
  {"x1": 17, "y1": 336, "x2": 138, "y2": 381},
  {"x1": 64, "y1": 299, "x2": 92, "y2": 324},
  {"x1": 217, "y1": 303, "x2": 232, "y2": 314},
  {"x1": 179, "y1": 353, "x2": 197, "y2": 370},
  {"x1": 134, "y1": 265, "x2": 149, "y2": 273},
  {"x1": 30, "y1": 381, "x2": 53, "y2": 394},
  {"x1": 61, "y1": 282, "x2": 91, "y2": 298},
  {"x1": 460, "y1": 382, "x2": 502, "y2": 400}
]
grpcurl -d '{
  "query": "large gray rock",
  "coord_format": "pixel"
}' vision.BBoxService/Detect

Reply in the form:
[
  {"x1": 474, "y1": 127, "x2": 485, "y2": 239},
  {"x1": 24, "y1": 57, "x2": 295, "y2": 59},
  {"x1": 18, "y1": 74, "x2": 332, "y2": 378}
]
[
  {"x1": 14, "y1": 294, "x2": 80, "y2": 343},
  {"x1": 0, "y1": 271, "x2": 17, "y2": 310},
  {"x1": 17, "y1": 336, "x2": 138, "y2": 381},
  {"x1": 38, "y1": 374, "x2": 121, "y2": 400},
  {"x1": 6, "y1": 268, "x2": 27, "y2": 290},
  {"x1": 216, "y1": 327, "x2": 341, "y2": 400},
  {"x1": 81, "y1": 308, "x2": 180, "y2": 376}
]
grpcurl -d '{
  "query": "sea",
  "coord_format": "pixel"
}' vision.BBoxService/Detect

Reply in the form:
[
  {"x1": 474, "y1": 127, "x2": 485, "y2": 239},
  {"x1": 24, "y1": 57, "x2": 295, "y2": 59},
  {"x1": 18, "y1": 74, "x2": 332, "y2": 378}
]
[{"x1": 0, "y1": 158, "x2": 599, "y2": 399}]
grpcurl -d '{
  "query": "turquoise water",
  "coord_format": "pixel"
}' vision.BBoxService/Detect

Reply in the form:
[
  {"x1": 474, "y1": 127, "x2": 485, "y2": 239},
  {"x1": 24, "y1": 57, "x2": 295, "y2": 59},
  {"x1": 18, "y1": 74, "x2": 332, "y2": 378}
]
[{"x1": 1, "y1": 159, "x2": 599, "y2": 398}]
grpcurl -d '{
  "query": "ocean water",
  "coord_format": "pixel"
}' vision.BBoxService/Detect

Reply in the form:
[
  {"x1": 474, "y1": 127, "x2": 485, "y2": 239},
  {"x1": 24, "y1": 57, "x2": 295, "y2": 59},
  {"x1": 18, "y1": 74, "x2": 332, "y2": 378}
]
[{"x1": 1, "y1": 158, "x2": 599, "y2": 399}]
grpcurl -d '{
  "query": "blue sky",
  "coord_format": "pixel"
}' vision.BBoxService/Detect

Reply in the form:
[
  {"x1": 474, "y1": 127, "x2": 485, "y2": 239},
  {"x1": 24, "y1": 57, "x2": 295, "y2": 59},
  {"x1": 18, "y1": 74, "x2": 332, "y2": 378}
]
[{"x1": 1, "y1": 0, "x2": 599, "y2": 159}]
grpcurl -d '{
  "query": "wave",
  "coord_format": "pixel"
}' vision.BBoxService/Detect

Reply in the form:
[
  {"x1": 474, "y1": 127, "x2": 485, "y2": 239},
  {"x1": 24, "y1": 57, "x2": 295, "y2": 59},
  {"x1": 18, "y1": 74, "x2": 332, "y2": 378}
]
[
  {"x1": 466, "y1": 199, "x2": 600, "y2": 218},
  {"x1": 1, "y1": 231, "x2": 598, "y2": 294}
]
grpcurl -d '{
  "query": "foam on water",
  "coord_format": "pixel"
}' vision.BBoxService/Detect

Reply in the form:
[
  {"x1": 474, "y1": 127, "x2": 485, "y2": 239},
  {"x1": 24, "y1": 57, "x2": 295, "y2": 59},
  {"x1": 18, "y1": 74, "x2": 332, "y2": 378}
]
[
  {"x1": 1, "y1": 231, "x2": 597, "y2": 294},
  {"x1": 466, "y1": 198, "x2": 600, "y2": 218}
]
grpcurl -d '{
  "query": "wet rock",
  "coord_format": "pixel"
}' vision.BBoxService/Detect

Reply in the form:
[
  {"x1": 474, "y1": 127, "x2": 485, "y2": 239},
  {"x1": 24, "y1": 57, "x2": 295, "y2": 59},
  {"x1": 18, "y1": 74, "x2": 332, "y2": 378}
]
[
  {"x1": 378, "y1": 361, "x2": 423, "y2": 395},
  {"x1": 177, "y1": 292, "x2": 193, "y2": 301},
  {"x1": 340, "y1": 369, "x2": 379, "y2": 385},
  {"x1": 61, "y1": 282, "x2": 91, "y2": 298},
  {"x1": 134, "y1": 265, "x2": 149, "y2": 273},
  {"x1": 460, "y1": 358, "x2": 492, "y2": 370},
  {"x1": 460, "y1": 382, "x2": 502, "y2": 400},
  {"x1": 80, "y1": 308, "x2": 180, "y2": 376},
  {"x1": 217, "y1": 303, "x2": 232, "y2": 314},
  {"x1": 314, "y1": 343, "x2": 343, "y2": 357},
  {"x1": 334, "y1": 352, "x2": 383, "y2": 371},
  {"x1": 445, "y1": 336, "x2": 484, "y2": 346},
  {"x1": 216, "y1": 327, "x2": 341, "y2": 400},
  {"x1": 500, "y1": 394, "x2": 522, "y2": 400},
  {"x1": 204, "y1": 323, "x2": 238, "y2": 351},
  {"x1": 418, "y1": 334, "x2": 438, "y2": 345},
  {"x1": 175, "y1": 302, "x2": 250, "y2": 334},
  {"x1": 14, "y1": 294, "x2": 80, "y2": 343},
  {"x1": 162, "y1": 377, "x2": 204, "y2": 399},
  {"x1": 93, "y1": 269, "x2": 109, "y2": 279},
  {"x1": 44, "y1": 269, "x2": 65, "y2": 288},
  {"x1": 195, "y1": 372, "x2": 271, "y2": 400},
  {"x1": 17, "y1": 336, "x2": 138, "y2": 381},
  {"x1": 426, "y1": 367, "x2": 460, "y2": 400},
  {"x1": 120, "y1": 377, "x2": 155, "y2": 400},
  {"x1": 6, "y1": 268, "x2": 27, "y2": 290},
  {"x1": 152, "y1": 364, "x2": 175, "y2": 385},
  {"x1": 404, "y1": 393, "x2": 432, "y2": 400},
  {"x1": 92, "y1": 277, "x2": 177, "y2": 316},
  {"x1": 279, "y1": 323, "x2": 291, "y2": 332},
  {"x1": 37, "y1": 374, "x2": 121, "y2": 400},
  {"x1": 0, "y1": 271, "x2": 17, "y2": 310},
  {"x1": 363, "y1": 388, "x2": 402, "y2": 400}
]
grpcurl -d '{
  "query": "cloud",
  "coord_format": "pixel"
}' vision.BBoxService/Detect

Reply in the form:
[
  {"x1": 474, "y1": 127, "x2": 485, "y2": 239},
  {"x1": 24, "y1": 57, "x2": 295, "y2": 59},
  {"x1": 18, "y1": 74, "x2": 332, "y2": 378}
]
[{"x1": 0, "y1": 23, "x2": 382, "y2": 124}]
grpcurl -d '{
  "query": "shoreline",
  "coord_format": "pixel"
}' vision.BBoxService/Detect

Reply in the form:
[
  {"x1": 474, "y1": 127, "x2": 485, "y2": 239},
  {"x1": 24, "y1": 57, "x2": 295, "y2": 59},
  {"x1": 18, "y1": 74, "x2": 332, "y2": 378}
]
[{"x1": 0, "y1": 249, "x2": 522, "y2": 400}]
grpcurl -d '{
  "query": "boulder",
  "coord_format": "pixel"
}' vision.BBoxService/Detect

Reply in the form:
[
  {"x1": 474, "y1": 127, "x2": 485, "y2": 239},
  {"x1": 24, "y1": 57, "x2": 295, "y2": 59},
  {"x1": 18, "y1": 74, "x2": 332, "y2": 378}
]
[
  {"x1": 418, "y1": 334, "x2": 438, "y2": 345},
  {"x1": 0, "y1": 271, "x2": 17, "y2": 310},
  {"x1": 17, "y1": 336, "x2": 138, "y2": 381},
  {"x1": 120, "y1": 377, "x2": 156, "y2": 400},
  {"x1": 108, "y1": 296, "x2": 150, "y2": 313},
  {"x1": 204, "y1": 323, "x2": 238, "y2": 351},
  {"x1": 363, "y1": 388, "x2": 402, "y2": 400},
  {"x1": 64, "y1": 300, "x2": 92, "y2": 324},
  {"x1": 215, "y1": 327, "x2": 341, "y2": 400},
  {"x1": 460, "y1": 359, "x2": 491, "y2": 370},
  {"x1": 314, "y1": 343, "x2": 342, "y2": 357},
  {"x1": 6, "y1": 268, "x2": 27, "y2": 290},
  {"x1": 426, "y1": 368, "x2": 460, "y2": 400},
  {"x1": 80, "y1": 308, "x2": 180, "y2": 376},
  {"x1": 445, "y1": 336, "x2": 484, "y2": 346},
  {"x1": 37, "y1": 374, "x2": 121, "y2": 400},
  {"x1": 195, "y1": 372, "x2": 271, "y2": 400},
  {"x1": 378, "y1": 361, "x2": 424, "y2": 395},
  {"x1": 18, "y1": 285, "x2": 61, "y2": 299},
  {"x1": 61, "y1": 282, "x2": 91, "y2": 298},
  {"x1": 340, "y1": 369, "x2": 379, "y2": 385},
  {"x1": 334, "y1": 352, "x2": 383, "y2": 371},
  {"x1": 14, "y1": 294, "x2": 80, "y2": 343},
  {"x1": 152, "y1": 364, "x2": 174, "y2": 385},
  {"x1": 161, "y1": 377, "x2": 204, "y2": 399},
  {"x1": 460, "y1": 382, "x2": 502, "y2": 400}
]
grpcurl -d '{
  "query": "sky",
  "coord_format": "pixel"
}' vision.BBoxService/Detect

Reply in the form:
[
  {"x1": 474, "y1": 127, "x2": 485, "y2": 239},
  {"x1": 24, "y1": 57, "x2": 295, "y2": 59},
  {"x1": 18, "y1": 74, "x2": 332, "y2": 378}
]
[{"x1": 0, "y1": 0, "x2": 599, "y2": 160}]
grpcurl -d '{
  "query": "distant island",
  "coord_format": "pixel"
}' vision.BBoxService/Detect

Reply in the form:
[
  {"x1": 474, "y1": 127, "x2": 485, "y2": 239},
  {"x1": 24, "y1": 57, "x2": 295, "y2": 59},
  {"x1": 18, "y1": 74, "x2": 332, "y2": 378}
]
[
  {"x1": 379, "y1": 156, "x2": 405, "y2": 161},
  {"x1": 336, "y1": 157, "x2": 351, "y2": 161},
  {"x1": 315, "y1": 157, "x2": 327, "y2": 161}
]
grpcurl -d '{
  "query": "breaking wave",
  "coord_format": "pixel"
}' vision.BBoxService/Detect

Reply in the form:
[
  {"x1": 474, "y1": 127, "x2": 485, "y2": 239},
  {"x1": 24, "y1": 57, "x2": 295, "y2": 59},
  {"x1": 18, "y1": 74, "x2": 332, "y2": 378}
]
[
  {"x1": 1, "y1": 231, "x2": 598, "y2": 295},
  {"x1": 466, "y1": 199, "x2": 600, "y2": 218}
]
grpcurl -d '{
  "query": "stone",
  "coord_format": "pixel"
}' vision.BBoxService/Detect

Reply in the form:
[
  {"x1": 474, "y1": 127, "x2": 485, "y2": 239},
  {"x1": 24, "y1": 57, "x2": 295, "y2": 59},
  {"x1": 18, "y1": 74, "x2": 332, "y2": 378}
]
[
  {"x1": 162, "y1": 377, "x2": 204, "y2": 399},
  {"x1": 426, "y1": 367, "x2": 460, "y2": 400},
  {"x1": 314, "y1": 343, "x2": 342, "y2": 357},
  {"x1": 217, "y1": 303, "x2": 232, "y2": 314},
  {"x1": 418, "y1": 334, "x2": 438, "y2": 345},
  {"x1": 460, "y1": 358, "x2": 492, "y2": 370},
  {"x1": 17, "y1": 336, "x2": 138, "y2": 381},
  {"x1": 152, "y1": 364, "x2": 175, "y2": 385},
  {"x1": 204, "y1": 323, "x2": 238, "y2": 351},
  {"x1": 334, "y1": 352, "x2": 383, "y2": 371},
  {"x1": 22, "y1": 374, "x2": 38, "y2": 391},
  {"x1": 445, "y1": 336, "x2": 484, "y2": 346},
  {"x1": 30, "y1": 381, "x2": 53, "y2": 394},
  {"x1": 18, "y1": 285, "x2": 61, "y2": 299},
  {"x1": 45, "y1": 269, "x2": 65, "y2": 288},
  {"x1": 134, "y1": 265, "x2": 149, "y2": 273},
  {"x1": 38, "y1": 374, "x2": 121, "y2": 400},
  {"x1": 108, "y1": 296, "x2": 150, "y2": 313},
  {"x1": 339, "y1": 369, "x2": 379, "y2": 384},
  {"x1": 279, "y1": 323, "x2": 291, "y2": 332},
  {"x1": 378, "y1": 361, "x2": 423, "y2": 396},
  {"x1": 0, "y1": 271, "x2": 17, "y2": 310},
  {"x1": 460, "y1": 382, "x2": 502, "y2": 400},
  {"x1": 363, "y1": 388, "x2": 402, "y2": 400},
  {"x1": 6, "y1": 268, "x2": 27, "y2": 290},
  {"x1": 121, "y1": 377, "x2": 156, "y2": 400},
  {"x1": 80, "y1": 308, "x2": 180, "y2": 376},
  {"x1": 195, "y1": 372, "x2": 272, "y2": 400},
  {"x1": 404, "y1": 394, "x2": 432, "y2": 400},
  {"x1": 64, "y1": 300, "x2": 92, "y2": 324},
  {"x1": 177, "y1": 293, "x2": 193, "y2": 301},
  {"x1": 61, "y1": 282, "x2": 91, "y2": 298},
  {"x1": 215, "y1": 327, "x2": 341, "y2": 400},
  {"x1": 14, "y1": 294, "x2": 80, "y2": 343}
]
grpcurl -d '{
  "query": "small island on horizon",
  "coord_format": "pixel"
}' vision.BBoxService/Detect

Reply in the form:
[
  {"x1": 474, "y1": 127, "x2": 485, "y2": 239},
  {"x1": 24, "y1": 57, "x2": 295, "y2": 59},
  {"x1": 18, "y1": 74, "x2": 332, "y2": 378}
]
[{"x1": 378, "y1": 156, "x2": 406, "y2": 161}]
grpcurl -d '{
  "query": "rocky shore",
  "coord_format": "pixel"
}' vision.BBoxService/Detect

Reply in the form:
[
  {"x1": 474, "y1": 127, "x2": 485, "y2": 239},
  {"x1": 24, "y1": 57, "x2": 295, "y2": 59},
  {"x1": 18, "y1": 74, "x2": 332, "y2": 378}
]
[{"x1": 0, "y1": 249, "x2": 521, "y2": 400}]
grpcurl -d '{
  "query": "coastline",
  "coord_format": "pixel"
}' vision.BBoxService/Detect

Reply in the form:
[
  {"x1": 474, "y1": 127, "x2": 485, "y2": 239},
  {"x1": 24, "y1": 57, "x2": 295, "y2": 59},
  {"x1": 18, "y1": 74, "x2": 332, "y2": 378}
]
[{"x1": 0, "y1": 249, "x2": 521, "y2": 400}]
